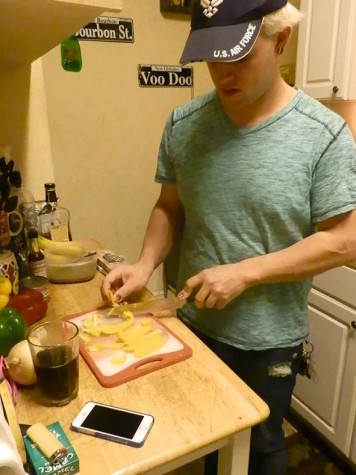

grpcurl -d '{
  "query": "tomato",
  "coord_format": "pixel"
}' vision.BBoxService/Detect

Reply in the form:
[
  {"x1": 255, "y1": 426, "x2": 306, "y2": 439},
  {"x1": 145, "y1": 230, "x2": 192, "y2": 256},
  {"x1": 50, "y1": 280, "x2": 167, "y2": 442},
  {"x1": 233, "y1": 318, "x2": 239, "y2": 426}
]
[
  {"x1": 7, "y1": 290, "x2": 48, "y2": 326},
  {"x1": 7, "y1": 290, "x2": 44, "y2": 310},
  {"x1": 0, "y1": 307, "x2": 27, "y2": 356}
]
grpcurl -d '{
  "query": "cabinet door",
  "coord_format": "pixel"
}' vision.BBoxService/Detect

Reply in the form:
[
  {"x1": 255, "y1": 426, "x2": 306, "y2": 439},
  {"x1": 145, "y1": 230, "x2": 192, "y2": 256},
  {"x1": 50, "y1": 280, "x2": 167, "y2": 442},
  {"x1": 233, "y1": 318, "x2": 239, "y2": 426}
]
[
  {"x1": 295, "y1": 0, "x2": 354, "y2": 99},
  {"x1": 313, "y1": 265, "x2": 356, "y2": 309},
  {"x1": 292, "y1": 289, "x2": 356, "y2": 457},
  {"x1": 351, "y1": 408, "x2": 356, "y2": 464}
]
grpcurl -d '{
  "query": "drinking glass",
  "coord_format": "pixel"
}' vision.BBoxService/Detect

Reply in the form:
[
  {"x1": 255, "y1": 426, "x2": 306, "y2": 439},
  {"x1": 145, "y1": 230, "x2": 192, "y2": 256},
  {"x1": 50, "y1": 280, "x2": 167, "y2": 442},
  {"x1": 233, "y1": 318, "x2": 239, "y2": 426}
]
[{"x1": 27, "y1": 320, "x2": 79, "y2": 406}]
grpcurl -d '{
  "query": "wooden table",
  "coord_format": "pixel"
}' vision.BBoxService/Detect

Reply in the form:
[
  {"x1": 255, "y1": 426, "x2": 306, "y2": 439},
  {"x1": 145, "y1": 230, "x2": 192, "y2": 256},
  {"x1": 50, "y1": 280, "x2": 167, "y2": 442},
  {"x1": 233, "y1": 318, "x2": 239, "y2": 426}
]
[{"x1": 16, "y1": 273, "x2": 269, "y2": 475}]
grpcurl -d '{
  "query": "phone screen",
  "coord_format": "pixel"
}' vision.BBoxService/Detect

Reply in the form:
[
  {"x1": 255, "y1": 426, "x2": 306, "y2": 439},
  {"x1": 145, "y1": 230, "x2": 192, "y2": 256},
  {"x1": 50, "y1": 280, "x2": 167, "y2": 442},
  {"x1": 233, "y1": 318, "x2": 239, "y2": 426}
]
[{"x1": 81, "y1": 405, "x2": 144, "y2": 439}]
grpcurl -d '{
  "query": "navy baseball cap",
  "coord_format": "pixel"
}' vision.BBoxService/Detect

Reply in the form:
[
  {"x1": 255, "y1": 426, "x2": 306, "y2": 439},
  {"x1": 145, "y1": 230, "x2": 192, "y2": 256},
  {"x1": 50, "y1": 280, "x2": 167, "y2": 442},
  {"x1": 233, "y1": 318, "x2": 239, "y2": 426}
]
[{"x1": 180, "y1": 0, "x2": 288, "y2": 64}]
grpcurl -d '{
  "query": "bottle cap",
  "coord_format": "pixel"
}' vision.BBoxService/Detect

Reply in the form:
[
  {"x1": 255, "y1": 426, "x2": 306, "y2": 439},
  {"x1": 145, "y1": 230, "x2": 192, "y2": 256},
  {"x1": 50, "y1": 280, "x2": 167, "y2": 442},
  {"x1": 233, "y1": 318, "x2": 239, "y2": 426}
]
[
  {"x1": 44, "y1": 183, "x2": 56, "y2": 191},
  {"x1": 44, "y1": 183, "x2": 58, "y2": 203}
]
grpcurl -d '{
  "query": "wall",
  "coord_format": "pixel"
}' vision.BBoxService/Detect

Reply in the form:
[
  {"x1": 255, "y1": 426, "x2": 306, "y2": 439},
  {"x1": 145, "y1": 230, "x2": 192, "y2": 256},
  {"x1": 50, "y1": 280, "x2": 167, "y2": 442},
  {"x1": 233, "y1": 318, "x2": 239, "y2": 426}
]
[
  {"x1": 0, "y1": 63, "x2": 54, "y2": 189},
  {"x1": 26, "y1": 0, "x2": 300, "y2": 294},
  {"x1": 39, "y1": 2, "x2": 213, "y2": 293}
]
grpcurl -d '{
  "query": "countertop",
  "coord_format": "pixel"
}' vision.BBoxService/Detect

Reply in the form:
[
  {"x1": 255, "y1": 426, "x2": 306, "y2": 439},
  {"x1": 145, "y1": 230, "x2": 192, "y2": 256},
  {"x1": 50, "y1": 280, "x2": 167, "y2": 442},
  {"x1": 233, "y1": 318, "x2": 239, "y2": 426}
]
[{"x1": 15, "y1": 272, "x2": 270, "y2": 475}]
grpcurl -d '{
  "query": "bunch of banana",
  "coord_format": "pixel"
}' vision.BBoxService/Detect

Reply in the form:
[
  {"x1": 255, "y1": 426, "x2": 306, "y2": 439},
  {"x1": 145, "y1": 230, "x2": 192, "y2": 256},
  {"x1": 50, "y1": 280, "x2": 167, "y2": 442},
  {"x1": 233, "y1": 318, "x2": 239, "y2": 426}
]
[{"x1": 38, "y1": 235, "x2": 87, "y2": 259}]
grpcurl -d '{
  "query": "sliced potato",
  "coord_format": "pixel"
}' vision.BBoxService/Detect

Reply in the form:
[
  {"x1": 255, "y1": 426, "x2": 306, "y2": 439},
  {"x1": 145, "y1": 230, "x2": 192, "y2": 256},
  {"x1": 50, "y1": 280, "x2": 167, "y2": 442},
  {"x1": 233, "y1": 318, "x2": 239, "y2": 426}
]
[
  {"x1": 134, "y1": 334, "x2": 169, "y2": 358},
  {"x1": 141, "y1": 317, "x2": 153, "y2": 327},
  {"x1": 89, "y1": 327, "x2": 102, "y2": 337},
  {"x1": 115, "y1": 312, "x2": 135, "y2": 332},
  {"x1": 119, "y1": 321, "x2": 153, "y2": 344},
  {"x1": 87, "y1": 344, "x2": 103, "y2": 352},
  {"x1": 108, "y1": 290, "x2": 116, "y2": 305},
  {"x1": 79, "y1": 307, "x2": 166, "y2": 360},
  {"x1": 101, "y1": 341, "x2": 126, "y2": 350},
  {"x1": 100, "y1": 323, "x2": 123, "y2": 335},
  {"x1": 123, "y1": 329, "x2": 164, "y2": 351},
  {"x1": 111, "y1": 355, "x2": 127, "y2": 365},
  {"x1": 82, "y1": 316, "x2": 95, "y2": 332},
  {"x1": 79, "y1": 332, "x2": 91, "y2": 343}
]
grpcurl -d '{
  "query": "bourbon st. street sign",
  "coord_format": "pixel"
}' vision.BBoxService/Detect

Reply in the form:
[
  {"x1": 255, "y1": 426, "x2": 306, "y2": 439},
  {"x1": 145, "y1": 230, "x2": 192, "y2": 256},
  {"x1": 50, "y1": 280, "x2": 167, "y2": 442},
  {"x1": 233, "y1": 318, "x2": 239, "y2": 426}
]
[{"x1": 76, "y1": 17, "x2": 134, "y2": 43}]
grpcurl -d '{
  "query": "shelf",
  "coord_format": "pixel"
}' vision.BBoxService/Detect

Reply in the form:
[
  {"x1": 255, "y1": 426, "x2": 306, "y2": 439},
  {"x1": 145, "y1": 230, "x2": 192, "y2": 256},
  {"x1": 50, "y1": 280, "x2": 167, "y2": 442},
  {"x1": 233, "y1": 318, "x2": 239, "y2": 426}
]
[{"x1": 0, "y1": 0, "x2": 123, "y2": 65}]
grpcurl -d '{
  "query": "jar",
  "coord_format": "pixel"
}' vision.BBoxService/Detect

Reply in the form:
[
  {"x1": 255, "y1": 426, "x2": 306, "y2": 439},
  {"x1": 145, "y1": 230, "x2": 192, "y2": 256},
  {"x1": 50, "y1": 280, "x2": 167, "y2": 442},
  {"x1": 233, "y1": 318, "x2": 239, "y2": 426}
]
[{"x1": 19, "y1": 276, "x2": 50, "y2": 302}]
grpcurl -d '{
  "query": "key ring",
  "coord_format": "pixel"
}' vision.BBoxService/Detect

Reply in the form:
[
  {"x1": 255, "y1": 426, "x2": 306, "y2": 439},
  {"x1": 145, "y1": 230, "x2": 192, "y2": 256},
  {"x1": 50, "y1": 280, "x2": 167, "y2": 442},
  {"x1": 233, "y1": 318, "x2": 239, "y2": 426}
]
[{"x1": 304, "y1": 339, "x2": 314, "y2": 354}]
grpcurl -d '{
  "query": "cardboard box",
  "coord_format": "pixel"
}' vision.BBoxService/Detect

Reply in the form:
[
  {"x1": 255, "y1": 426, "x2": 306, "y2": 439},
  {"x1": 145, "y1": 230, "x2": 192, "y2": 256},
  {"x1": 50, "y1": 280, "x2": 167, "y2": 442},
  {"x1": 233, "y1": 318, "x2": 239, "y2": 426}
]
[{"x1": 23, "y1": 422, "x2": 79, "y2": 475}]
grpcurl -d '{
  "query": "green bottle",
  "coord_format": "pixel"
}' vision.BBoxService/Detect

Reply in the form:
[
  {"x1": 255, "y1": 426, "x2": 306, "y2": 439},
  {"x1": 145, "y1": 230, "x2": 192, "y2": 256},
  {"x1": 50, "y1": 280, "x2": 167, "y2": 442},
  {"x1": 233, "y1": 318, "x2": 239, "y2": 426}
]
[{"x1": 61, "y1": 36, "x2": 82, "y2": 72}]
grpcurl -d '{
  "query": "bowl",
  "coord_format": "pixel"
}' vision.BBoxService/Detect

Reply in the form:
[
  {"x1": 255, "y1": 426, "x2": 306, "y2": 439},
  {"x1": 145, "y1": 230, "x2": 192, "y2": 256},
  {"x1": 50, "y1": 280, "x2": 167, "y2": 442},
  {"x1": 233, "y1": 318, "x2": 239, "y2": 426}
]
[{"x1": 44, "y1": 251, "x2": 97, "y2": 283}]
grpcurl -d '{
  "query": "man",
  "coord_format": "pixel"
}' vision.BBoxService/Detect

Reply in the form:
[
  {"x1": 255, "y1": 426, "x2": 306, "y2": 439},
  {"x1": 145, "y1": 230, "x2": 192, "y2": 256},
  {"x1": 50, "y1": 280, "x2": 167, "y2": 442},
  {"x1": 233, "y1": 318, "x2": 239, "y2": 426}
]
[{"x1": 102, "y1": 1, "x2": 356, "y2": 474}]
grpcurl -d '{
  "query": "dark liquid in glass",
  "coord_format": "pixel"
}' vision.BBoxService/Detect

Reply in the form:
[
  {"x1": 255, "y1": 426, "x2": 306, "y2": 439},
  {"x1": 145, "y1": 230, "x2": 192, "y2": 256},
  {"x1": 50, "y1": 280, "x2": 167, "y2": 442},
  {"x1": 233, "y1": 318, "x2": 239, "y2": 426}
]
[{"x1": 34, "y1": 346, "x2": 79, "y2": 405}]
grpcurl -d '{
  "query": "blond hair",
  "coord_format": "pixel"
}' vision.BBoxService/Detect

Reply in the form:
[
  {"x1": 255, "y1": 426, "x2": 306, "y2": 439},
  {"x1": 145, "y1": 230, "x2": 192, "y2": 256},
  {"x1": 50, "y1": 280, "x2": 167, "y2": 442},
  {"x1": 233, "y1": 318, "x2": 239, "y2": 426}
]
[{"x1": 263, "y1": 2, "x2": 304, "y2": 35}]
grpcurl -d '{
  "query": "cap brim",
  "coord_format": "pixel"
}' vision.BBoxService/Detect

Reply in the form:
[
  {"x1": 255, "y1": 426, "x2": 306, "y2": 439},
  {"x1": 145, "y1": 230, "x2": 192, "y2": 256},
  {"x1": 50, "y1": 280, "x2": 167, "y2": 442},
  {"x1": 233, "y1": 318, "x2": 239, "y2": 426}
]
[{"x1": 180, "y1": 19, "x2": 263, "y2": 65}]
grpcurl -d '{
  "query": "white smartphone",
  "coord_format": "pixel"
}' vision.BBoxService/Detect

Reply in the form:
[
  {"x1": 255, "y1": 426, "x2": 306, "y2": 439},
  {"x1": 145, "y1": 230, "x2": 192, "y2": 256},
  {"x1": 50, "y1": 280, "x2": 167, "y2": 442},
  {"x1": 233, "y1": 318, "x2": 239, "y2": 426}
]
[{"x1": 70, "y1": 401, "x2": 154, "y2": 447}]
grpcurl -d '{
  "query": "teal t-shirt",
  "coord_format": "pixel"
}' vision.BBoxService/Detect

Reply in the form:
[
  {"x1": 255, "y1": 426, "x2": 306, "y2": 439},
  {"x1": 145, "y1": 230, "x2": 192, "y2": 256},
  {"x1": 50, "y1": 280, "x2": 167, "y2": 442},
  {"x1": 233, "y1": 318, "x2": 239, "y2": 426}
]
[{"x1": 155, "y1": 89, "x2": 356, "y2": 350}]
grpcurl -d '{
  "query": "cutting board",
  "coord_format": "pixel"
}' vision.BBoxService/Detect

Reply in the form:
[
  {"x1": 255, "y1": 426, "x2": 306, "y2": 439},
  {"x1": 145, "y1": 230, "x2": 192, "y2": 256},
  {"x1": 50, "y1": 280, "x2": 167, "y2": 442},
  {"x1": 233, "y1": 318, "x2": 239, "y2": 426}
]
[{"x1": 65, "y1": 309, "x2": 192, "y2": 388}]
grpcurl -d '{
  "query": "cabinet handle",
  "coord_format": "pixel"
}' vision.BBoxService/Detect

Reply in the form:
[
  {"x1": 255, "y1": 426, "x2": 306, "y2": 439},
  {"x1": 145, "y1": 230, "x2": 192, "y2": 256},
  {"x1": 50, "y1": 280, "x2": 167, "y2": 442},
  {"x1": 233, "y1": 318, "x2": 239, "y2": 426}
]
[
  {"x1": 332, "y1": 86, "x2": 339, "y2": 94},
  {"x1": 351, "y1": 321, "x2": 356, "y2": 329}
]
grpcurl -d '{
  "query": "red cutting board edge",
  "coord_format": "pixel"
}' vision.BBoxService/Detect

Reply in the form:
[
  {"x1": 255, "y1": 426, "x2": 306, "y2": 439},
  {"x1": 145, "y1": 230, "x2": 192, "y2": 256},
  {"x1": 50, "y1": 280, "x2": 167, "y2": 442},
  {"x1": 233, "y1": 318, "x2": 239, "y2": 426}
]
[{"x1": 63, "y1": 308, "x2": 192, "y2": 388}]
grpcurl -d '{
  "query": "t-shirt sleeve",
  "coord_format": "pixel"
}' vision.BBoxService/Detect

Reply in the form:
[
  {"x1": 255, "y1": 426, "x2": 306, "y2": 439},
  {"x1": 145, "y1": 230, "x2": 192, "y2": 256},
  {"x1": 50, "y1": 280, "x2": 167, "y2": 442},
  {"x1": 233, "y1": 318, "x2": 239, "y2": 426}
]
[
  {"x1": 155, "y1": 113, "x2": 176, "y2": 184},
  {"x1": 311, "y1": 123, "x2": 356, "y2": 223}
]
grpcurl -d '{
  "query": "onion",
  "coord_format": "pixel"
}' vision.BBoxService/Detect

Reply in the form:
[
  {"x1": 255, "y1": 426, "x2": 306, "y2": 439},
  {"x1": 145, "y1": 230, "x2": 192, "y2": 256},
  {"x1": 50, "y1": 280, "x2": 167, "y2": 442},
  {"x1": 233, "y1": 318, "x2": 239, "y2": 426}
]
[{"x1": 5, "y1": 340, "x2": 37, "y2": 386}]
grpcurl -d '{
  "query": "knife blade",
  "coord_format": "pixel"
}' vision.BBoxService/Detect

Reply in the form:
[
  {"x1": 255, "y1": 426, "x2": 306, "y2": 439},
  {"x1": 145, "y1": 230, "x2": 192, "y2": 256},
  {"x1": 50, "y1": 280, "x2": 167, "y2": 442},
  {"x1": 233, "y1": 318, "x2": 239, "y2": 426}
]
[{"x1": 111, "y1": 296, "x2": 186, "y2": 315}]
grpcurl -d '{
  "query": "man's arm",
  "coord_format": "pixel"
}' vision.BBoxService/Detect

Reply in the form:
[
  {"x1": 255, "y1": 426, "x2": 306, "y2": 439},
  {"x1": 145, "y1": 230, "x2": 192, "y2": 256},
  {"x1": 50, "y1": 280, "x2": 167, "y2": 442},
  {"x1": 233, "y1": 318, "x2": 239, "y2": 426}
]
[
  {"x1": 101, "y1": 184, "x2": 184, "y2": 301},
  {"x1": 182, "y1": 210, "x2": 356, "y2": 309},
  {"x1": 138, "y1": 183, "x2": 185, "y2": 273},
  {"x1": 245, "y1": 209, "x2": 356, "y2": 284}
]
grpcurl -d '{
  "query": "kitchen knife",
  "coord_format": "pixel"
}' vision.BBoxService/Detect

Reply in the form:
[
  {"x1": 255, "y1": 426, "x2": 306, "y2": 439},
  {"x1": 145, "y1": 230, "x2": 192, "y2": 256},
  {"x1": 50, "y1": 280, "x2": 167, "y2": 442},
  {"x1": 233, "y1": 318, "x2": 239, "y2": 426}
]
[{"x1": 111, "y1": 296, "x2": 186, "y2": 315}]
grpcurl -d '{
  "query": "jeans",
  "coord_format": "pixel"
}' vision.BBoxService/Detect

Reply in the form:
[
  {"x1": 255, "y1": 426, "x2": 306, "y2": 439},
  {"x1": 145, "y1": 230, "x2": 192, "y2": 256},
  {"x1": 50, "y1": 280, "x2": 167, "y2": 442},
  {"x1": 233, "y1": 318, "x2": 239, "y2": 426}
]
[{"x1": 188, "y1": 327, "x2": 303, "y2": 475}]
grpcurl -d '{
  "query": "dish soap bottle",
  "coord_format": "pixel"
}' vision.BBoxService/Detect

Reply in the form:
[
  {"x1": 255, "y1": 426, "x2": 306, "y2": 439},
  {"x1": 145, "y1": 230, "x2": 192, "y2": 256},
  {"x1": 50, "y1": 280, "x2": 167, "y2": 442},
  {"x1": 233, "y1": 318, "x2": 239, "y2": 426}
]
[
  {"x1": 38, "y1": 183, "x2": 72, "y2": 242},
  {"x1": 61, "y1": 36, "x2": 82, "y2": 72}
]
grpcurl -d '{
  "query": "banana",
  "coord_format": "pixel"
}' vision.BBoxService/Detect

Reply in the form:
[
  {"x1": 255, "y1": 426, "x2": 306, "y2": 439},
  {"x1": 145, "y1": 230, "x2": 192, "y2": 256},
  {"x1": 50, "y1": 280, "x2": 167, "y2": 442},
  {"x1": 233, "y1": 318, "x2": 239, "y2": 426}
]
[
  {"x1": 38, "y1": 235, "x2": 86, "y2": 258},
  {"x1": 37, "y1": 235, "x2": 57, "y2": 249},
  {"x1": 47, "y1": 245, "x2": 86, "y2": 258}
]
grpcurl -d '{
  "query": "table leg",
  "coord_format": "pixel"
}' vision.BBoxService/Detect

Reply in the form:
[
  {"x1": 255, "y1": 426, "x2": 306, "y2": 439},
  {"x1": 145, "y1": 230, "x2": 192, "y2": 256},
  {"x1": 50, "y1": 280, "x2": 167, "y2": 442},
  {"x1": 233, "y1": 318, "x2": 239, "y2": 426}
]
[{"x1": 217, "y1": 428, "x2": 251, "y2": 475}]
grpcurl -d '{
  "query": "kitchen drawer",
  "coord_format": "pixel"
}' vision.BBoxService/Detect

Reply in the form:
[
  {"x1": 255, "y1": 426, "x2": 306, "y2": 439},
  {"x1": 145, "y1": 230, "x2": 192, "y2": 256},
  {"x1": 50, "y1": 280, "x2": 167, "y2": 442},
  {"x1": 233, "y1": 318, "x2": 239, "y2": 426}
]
[{"x1": 312, "y1": 266, "x2": 356, "y2": 309}]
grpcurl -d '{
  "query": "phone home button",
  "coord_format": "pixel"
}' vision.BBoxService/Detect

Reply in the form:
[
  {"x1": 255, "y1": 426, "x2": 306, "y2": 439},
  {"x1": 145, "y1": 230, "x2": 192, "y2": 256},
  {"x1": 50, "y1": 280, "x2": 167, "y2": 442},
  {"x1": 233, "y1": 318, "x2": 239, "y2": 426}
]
[{"x1": 139, "y1": 425, "x2": 147, "y2": 431}]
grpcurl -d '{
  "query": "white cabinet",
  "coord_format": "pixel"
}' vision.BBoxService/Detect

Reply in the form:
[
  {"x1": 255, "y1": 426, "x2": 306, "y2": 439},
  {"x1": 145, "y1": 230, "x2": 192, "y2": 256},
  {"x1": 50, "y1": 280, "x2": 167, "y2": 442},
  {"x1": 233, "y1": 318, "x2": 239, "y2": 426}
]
[
  {"x1": 295, "y1": 0, "x2": 356, "y2": 99},
  {"x1": 291, "y1": 267, "x2": 356, "y2": 463},
  {"x1": 352, "y1": 416, "x2": 356, "y2": 463}
]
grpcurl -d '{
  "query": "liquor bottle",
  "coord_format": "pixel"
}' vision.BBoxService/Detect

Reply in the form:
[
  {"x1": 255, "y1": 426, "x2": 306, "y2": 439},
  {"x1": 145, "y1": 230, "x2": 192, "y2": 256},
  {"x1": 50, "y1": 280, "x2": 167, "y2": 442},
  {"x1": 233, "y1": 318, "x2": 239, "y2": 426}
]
[
  {"x1": 38, "y1": 183, "x2": 72, "y2": 241},
  {"x1": 27, "y1": 230, "x2": 47, "y2": 278}
]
